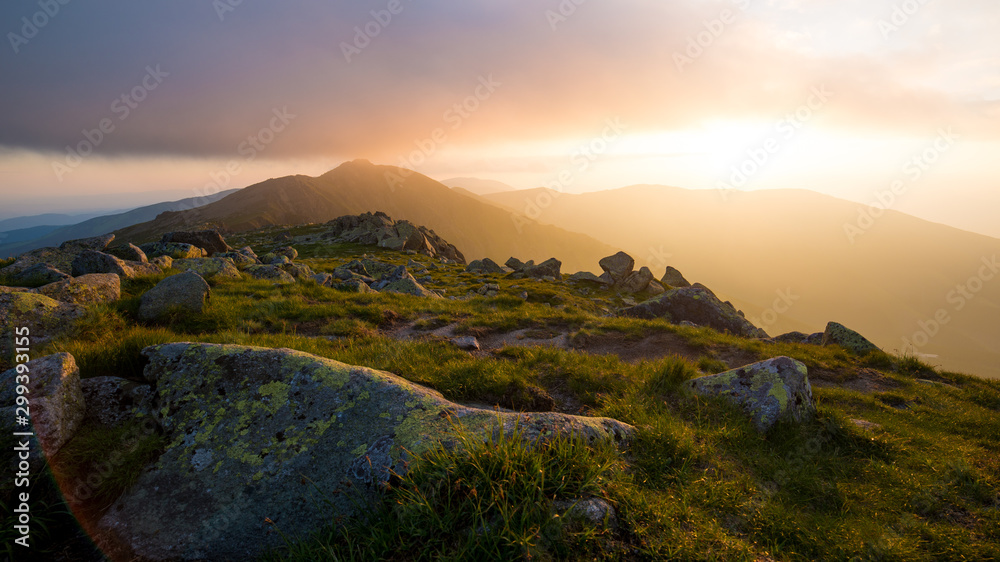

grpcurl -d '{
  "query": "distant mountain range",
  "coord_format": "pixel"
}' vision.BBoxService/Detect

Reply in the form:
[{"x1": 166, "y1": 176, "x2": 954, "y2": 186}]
[
  {"x1": 483, "y1": 185, "x2": 1000, "y2": 379},
  {"x1": 0, "y1": 211, "x2": 112, "y2": 232},
  {"x1": 114, "y1": 160, "x2": 619, "y2": 272},
  {"x1": 0, "y1": 190, "x2": 238, "y2": 258},
  {"x1": 441, "y1": 177, "x2": 518, "y2": 196}
]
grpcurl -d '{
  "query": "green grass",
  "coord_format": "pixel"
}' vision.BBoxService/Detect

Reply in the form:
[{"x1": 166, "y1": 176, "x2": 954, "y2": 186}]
[{"x1": 6, "y1": 227, "x2": 1000, "y2": 560}]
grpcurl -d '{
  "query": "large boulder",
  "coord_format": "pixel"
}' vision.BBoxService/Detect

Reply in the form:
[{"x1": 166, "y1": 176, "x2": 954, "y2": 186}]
[
  {"x1": 3, "y1": 234, "x2": 115, "y2": 278},
  {"x1": 215, "y1": 251, "x2": 258, "y2": 268},
  {"x1": 141, "y1": 242, "x2": 207, "y2": 260},
  {"x1": 620, "y1": 266, "x2": 655, "y2": 294},
  {"x1": 683, "y1": 357, "x2": 815, "y2": 432},
  {"x1": 160, "y1": 231, "x2": 230, "y2": 256},
  {"x1": 7, "y1": 263, "x2": 71, "y2": 286},
  {"x1": 822, "y1": 322, "x2": 880, "y2": 355},
  {"x1": 245, "y1": 265, "x2": 296, "y2": 284},
  {"x1": 661, "y1": 266, "x2": 691, "y2": 288},
  {"x1": 138, "y1": 272, "x2": 211, "y2": 321},
  {"x1": 376, "y1": 266, "x2": 441, "y2": 298},
  {"x1": 80, "y1": 376, "x2": 155, "y2": 429},
  {"x1": 0, "y1": 293, "x2": 84, "y2": 360},
  {"x1": 620, "y1": 286, "x2": 768, "y2": 338},
  {"x1": 465, "y1": 258, "x2": 508, "y2": 275},
  {"x1": 96, "y1": 344, "x2": 633, "y2": 561},
  {"x1": 172, "y1": 258, "x2": 241, "y2": 281},
  {"x1": 72, "y1": 250, "x2": 159, "y2": 279},
  {"x1": 108, "y1": 243, "x2": 149, "y2": 263},
  {"x1": 523, "y1": 258, "x2": 562, "y2": 279},
  {"x1": 0, "y1": 353, "x2": 85, "y2": 455},
  {"x1": 36, "y1": 273, "x2": 121, "y2": 305},
  {"x1": 599, "y1": 252, "x2": 635, "y2": 283},
  {"x1": 568, "y1": 271, "x2": 608, "y2": 284}
]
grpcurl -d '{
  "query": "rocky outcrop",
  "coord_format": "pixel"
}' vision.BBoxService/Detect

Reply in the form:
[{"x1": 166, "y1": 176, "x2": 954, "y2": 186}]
[
  {"x1": 508, "y1": 257, "x2": 562, "y2": 279},
  {"x1": 324, "y1": 212, "x2": 466, "y2": 264},
  {"x1": 80, "y1": 376, "x2": 154, "y2": 429},
  {"x1": 138, "y1": 272, "x2": 211, "y2": 321},
  {"x1": 620, "y1": 286, "x2": 768, "y2": 338},
  {"x1": 36, "y1": 273, "x2": 121, "y2": 305},
  {"x1": 620, "y1": 266, "x2": 655, "y2": 294},
  {"x1": 661, "y1": 266, "x2": 691, "y2": 288},
  {"x1": 71, "y1": 250, "x2": 160, "y2": 279},
  {"x1": 0, "y1": 293, "x2": 84, "y2": 360},
  {"x1": 3, "y1": 234, "x2": 115, "y2": 277},
  {"x1": 374, "y1": 266, "x2": 440, "y2": 298},
  {"x1": 599, "y1": 251, "x2": 634, "y2": 284},
  {"x1": 466, "y1": 258, "x2": 509, "y2": 275},
  {"x1": 683, "y1": 357, "x2": 815, "y2": 432},
  {"x1": 160, "y1": 230, "x2": 231, "y2": 256},
  {"x1": 594, "y1": 252, "x2": 662, "y2": 294},
  {"x1": 0, "y1": 353, "x2": 85, "y2": 455},
  {"x1": 96, "y1": 343, "x2": 634, "y2": 561},
  {"x1": 822, "y1": 322, "x2": 880, "y2": 356}
]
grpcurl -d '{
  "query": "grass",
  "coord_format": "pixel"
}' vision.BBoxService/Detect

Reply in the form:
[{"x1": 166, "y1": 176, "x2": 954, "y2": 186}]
[{"x1": 4, "y1": 224, "x2": 1000, "y2": 560}]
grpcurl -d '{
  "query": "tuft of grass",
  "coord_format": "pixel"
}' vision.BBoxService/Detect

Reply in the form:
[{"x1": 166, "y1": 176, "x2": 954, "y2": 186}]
[
  {"x1": 697, "y1": 356, "x2": 729, "y2": 374},
  {"x1": 645, "y1": 355, "x2": 699, "y2": 395}
]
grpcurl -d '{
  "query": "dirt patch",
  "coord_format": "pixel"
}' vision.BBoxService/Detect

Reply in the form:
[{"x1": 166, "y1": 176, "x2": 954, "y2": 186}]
[{"x1": 812, "y1": 367, "x2": 900, "y2": 393}]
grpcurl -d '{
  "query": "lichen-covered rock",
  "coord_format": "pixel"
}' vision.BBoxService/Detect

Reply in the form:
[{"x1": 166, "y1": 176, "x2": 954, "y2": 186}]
[
  {"x1": 274, "y1": 246, "x2": 298, "y2": 260},
  {"x1": 466, "y1": 258, "x2": 508, "y2": 275},
  {"x1": 71, "y1": 250, "x2": 157, "y2": 279},
  {"x1": 552, "y1": 498, "x2": 619, "y2": 531},
  {"x1": 375, "y1": 266, "x2": 441, "y2": 298},
  {"x1": 620, "y1": 266, "x2": 654, "y2": 294},
  {"x1": 8, "y1": 263, "x2": 71, "y2": 285},
  {"x1": 621, "y1": 286, "x2": 768, "y2": 338},
  {"x1": 599, "y1": 252, "x2": 635, "y2": 283},
  {"x1": 160, "y1": 231, "x2": 230, "y2": 256},
  {"x1": 172, "y1": 258, "x2": 241, "y2": 281},
  {"x1": 338, "y1": 278, "x2": 377, "y2": 294},
  {"x1": 142, "y1": 242, "x2": 207, "y2": 260},
  {"x1": 646, "y1": 280, "x2": 666, "y2": 296},
  {"x1": 97, "y1": 343, "x2": 634, "y2": 561},
  {"x1": 282, "y1": 263, "x2": 315, "y2": 279},
  {"x1": 138, "y1": 272, "x2": 211, "y2": 321},
  {"x1": 310, "y1": 273, "x2": 334, "y2": 287},
  {"x1": 505, "y1": 257, "x2": 528, "y2": 272},
  {"x1": 661, "y1": 266, "x2": 691, "y2": 288},
  {"x1": 150, "y1": 255, "x2": 173, "y2": 270},
  {"x1": 0, "y1": 293, "x2": 84, "y2": 360},
  {"x1": 108, "y1": 243, "x2": 148, "y2": 263},
  {"x1": 568, "y1": 271, "x2": 607, "y2": 284},
  {"x1": 245, "y1": 265, "x2": 296, "y2": 284},
  {"x1": 80, "y1": 376, "x2": 154, "y2": 428},
  {"x1": 3, "y1": 234, "x2": 116, "y2": 279},
  {"x1": 0, "y1": 353, "x2": 85, "y2": 455},
  {"x1": 822, "y1": 322, "x2": 880, "y2": 355},
  {"x1": 36, "y1": 273, "x2": 121, "y2": 305},
  {"x1": 215, "y1": 251, "x2": 258, "y2": 268},
  {"x1": 683, "y1": 356, "x2": 815, "y2": 432},
  {"x1": 325, "y1": 212, "x2": 465, "y2": 264}
]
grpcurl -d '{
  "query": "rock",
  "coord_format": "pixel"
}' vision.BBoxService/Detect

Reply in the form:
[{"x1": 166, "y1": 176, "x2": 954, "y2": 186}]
[
  {"x1": 59, "y1": 233, "x2": 116, "y2": 254},
  {"x1": 661, "y1": 266, "x2": 691, "y2": 288},
  {"x1": 3, "y1": 234, "x2": 116, "y2": 279},
  {"x1": 108, "y1": 243, "x2": 148, "y2": 263},
  {"x1": 171, "y1": 258, "x2": 242, "y2": 281},
  {"x1": 275, "y1": 246, "x2": 298, "y2": 260},
  {"x1": 142, "y1": 242, "x2": 207, "y2": 260},
  {"x1": 150, "y1": 255, "x2": 173, "y2": 270},
  {"x1": 553, "y1": 498, "x2": 619, "y2": 531},
  {"x1": 216, "y1": 251, "x2": 258, "y2": 268},
  {"x1": 451, "y1": 336, "x2": 480, "y2": 351},
  {"x1": 620, "y1": 286, "x2": 768, "y2": 338},
  {"x1": 806, "y1": 333, "x2": 824, "y2": 345},
  {"x1": 260, "y1": 253, "x2": 290, "y2": 266},
  {"x1": 338, "y1": 279, "x2": 378, "y2": 294},
  {"x1": 8, "y1": 263, "x2": 71, "y2": 285},
  {"x1": 310, "y1": 273, "x2": 334, "y2": 286},
  {"x1": 523, "y1": 258, "x2": 562, "y2": 279},
  {"x1": 599, "y1": 252, "x2": 634, "y2": 283},
  {"x1": 0, "y1": 353, "x2": 85, "y2": 455},
  {"x1": 505, "y1": 257, "x2": 527, "y2": 271},
  {"x1": 160, "y1": 230, "x2": 230, "y2": 256},
  {"x1": 501, "y1": 381, "x2": 555, "y2": 412},
  {"x1": 620, "y1": 266, "x2": 655, "y2": 294},
  {"x1": 36, "y1": 273, "x2": 121, "y2": 305},
  {"x1": 375, "y1": 266, "x2": 440, "y2": 298},
  {"x1": 822, "y1": 322, "x2": 880, "y2": 355},
  {"x1": 97, "y1": 344, "x2": 634, "y2": 560},
  {"x1": 683, "y1": 356, "x2": 816, "y2": 432},
  {"x1": 80, "y1": 376, "x2": 154, "y2": 429},
  {"x1": 406, "y1": 259, "x2": 426, "y2": 271},
  {"x1": 568, "y1": 271, "x2": 608, "y2": 284},
  {"x1": 245, "y1": 265, "x2": 296, "y2": 285},
  {"x1": 646, "y1": 280, "x2": 666, "y2": 296},
  {"x1": 325, "y1": 212, "x2": 466, "y2": 264},
  {"x1": 72, "y1": 250, "x2": 157, "y2": 279},
  {"x1": 477, "y1": 283, "x2": 500, "y2": 296},
  {"x1": 236, "y1": 246, "x2": 258, "y2": 261},
  {"x1": 0, "y1": 293, "x2": 84, "y2": 359},
  {"x1": 466, "y1": 258, "x2": 507, "y2": 275},
  {"x1": 138, "y1": 272, "x2": 211, "y2": 321},
  {"x1": 282, "y1": 263, "x2": 315, "y2": 279}
]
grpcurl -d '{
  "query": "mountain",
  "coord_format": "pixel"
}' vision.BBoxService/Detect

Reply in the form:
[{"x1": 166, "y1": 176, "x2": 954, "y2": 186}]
[
  {"x1": 114, "y1": 160, "x2": 619, "y2": 272},
  {"x1": 484, "y1": 185, "x2": 1000, "y2": 379},
  {"x1": 441, "y1": 177, "x2": 518, "y2": 196},
  {"x1": 0, "y1": 190, "x2": 239, "y2": 258},
  {"x1": 0, "y1": 211, "x2": 110, "y2": 232}
]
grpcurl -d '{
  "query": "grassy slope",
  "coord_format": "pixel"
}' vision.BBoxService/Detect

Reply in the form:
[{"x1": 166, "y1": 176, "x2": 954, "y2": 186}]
[{"x1": 1, "y1": 228, "x2": 998, "y2": 561}]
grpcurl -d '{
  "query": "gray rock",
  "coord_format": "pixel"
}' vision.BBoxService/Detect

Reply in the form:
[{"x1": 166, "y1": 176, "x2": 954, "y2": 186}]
[
  {"x1": 96, "y1": 343, "x2": 633, "y2": 561},
  {"x1": 245, "y1": 265, "x2": 296, "y2": 285},
  {"x1": 236, "y1": 246, "x2": 258, "y2": 260},
  {"x1": 646, "y1": 280, "x2": 666, "y2": 296},
  {"x1": 338, "y1": 279, "x2": 378, "y2": 294},
  {"x1": 466, "y1": 258, "x2": 507, "y2": 275},
  {"x1": 661, "y1": 266, "x2": 691, "y2": 288},
  {"x1": 599, "y1": 251, "x2": 634, "y2": 283},
  {"x1": 216, "y1": 251, "x2": 258, "y2": 268},
  {"x1": 9, "y1": 263, "x2": 71, "y2": 285},
  {"x1": 822, "y1": 322, "x2": 881, "y2": 355},
  {"x1": 310, "y1": 273, "x2": 334, "y2": 286},
  {"x1": 378, "y1": 266, "x2": 441, "y2": 298},
  {"x1": 523, "y1": 258, "x2": 562, "y2": 279},
  {"x1": 171, "y1": 258, "x2": 241, "y2": 281},
  {"x1": 72, "y1": 250, "x2": 158, "y2": 279},
  {"x1": 150, "y1": 255, "x2": 173, "y2": 270},
  {"x1": 620, "y1": 266, "x2": 655, "y2": 294},
  {"x1": 143, "y1": 242, "x2": 207, "y2": 260},
  {"x1": 0, "y1": 293, "x2": 84, "y2": 358},
  {"x1": 325, "y1": 212, "x2": 465, "y2": 264},
  {"x1": 36, "y1": 273, "x2": 121, "y2": 305},
  {"x1": 683, "y1": 356, "x2": 816, "y2": 432},
  {"x1": 80, "y1": 376, "x2": 154, "y2": 429},
  {"x1": 138, "y1": 272, "x2": 211, "y2": 321},
  {"x1": 451, "y1": 336, "x2": 481, "y2": 351},
  {"x1": 505, "y1": 257, "x2": 527, "y2": 272},
  {"x1": 568, "y1": 271, "x2": 607, "y2": 284},
  {"x1": 275, "y1": 246, "x2": 298, "y2": 260},
  {"x1": 0, "y1": 353, "x2": 85, "y2": 455},
  {"x1": 281, "y1": 263, "x2": 315, "y2": 279},
  {"x1": 108, "y1": 244, "x2": 148, "y2": 263},
  {"x1": 553, "y1": 498, "x2": 619, "y2": 531},
  {"x1": 160, "y1": 231, "x2": 230, "y2": 256},
  {"x1": 477, "y1": 283, "x2": 500, "y2": 296},
  {"x1": 620, "y1": 286, "x2": 768, "y2": 338}
]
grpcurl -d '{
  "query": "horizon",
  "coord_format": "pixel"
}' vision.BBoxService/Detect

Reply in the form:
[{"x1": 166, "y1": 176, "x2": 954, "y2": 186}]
[{"x1": 1, "y1": 2, "x2": 998, "y2": 238}]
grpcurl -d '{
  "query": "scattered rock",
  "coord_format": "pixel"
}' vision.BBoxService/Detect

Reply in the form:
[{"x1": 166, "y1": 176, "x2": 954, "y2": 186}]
[
  {"x1": 338, "y1": 279, "x2": 378, "y2": 294},
  {"x1": 451, "y1": 336, "x2": 481, "y2": 351},
  {"x1": 466, "y1": 258, "x2": 509, "y2": 275},
  {"x1": 0, "y1": 353, "x2": 85, "y2": 455},
  {"x1": 275, "y1": 246, "x2": 298, "y2": 260},
  {"x1": 0, "y1": 293, "x2": 84, "y2": 358},
  {"x1": 325, "y1": 212, "x2": 465, "y2": 264},
  {"x1": 3, "y1": 234, "x2": 116, "y2": 278},
  {"x1": 376, "y1": 266, "x2": 441, "y2": 298},
  {"x1": 661, "y1": 266, "x2": 691, "y2": 288},
  {"x1": 150, "y1": 255, "x2": 173, "y2": 270},
  {"x1": 505, "y1": 257, "x2": 528, "y2": 271},
  {"x1": 477, "y1": 283, "x2": 500, "y2": 296},
  {"x1": 822, "y1": 322, "x2": 880, "y2": 356},
  {"x1": 172, "y1": 258, "x2": 241, "y2": 281},
  {"x1": 310, "y1": 273, "x2": 334, "y2": 287},
  {"x1": 8, "y1": 263, "x2": 71, "y2": 285},
  {"x1": 36, "y1": 273, "x2": 121, "y2": 305},
  {"x1": 684, "y1": 356, "x2": 816, "y2": 432},
  {"x1": 599, "y1": 252, "x2": 635, "y2": 283},
  {"x1": 282, "y1": 263, "x2": 315, "y2": 279},
  {"x1": 245, "y1": 265, "x2": 296, "y2": 285},
  {"x1": 138, "y1": 272, "x2": 211, "y2": 321},
  {"x1": 141, "y1": 242, "x2": 207, "y2": 260},
  {"x1": 553, "y1": 498, "x2": 619, "y2": 531},
  {"x1": 96, "y1": 343, "x2": 633, "y2": 561},
  {"x1": 621, "y1": 286, "x2": 768, "y2": 338},
  {"x1": 568, "y1": 271, "x2": 608, "y2": 284},
  {"x1": 620, "y1": 266, "x2": 655, "y2": 294},
  {"x1": 72, "y1": 250, "x2": 158, "y2": 279},
  {"x1": 216, "y1": 251, "x2": 258, "y2": 268},
  {"x1": 160, "y1": 231, "x2": 230, "y2": 256},
  {"x1": 523, "y1": 258, "x2": 562, "y2": 279},
  {"x1": 80, "y1": 376, "x2": 155, "y2": 429},
  {"x1": 108, "y1": 243, "x2": 148, "y2": 263},
  {"x1": 646, "y1": 280, "x2": 666, "y2": 296}
]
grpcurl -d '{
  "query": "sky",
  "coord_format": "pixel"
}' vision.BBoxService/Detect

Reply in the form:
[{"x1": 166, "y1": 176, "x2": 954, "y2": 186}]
[{"x1": 1, "y1": 0, "x2": 998, "y2": 237}]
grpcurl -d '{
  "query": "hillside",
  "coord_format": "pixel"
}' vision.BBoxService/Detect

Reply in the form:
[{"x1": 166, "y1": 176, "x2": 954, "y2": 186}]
[
  {"x1": 0, "y1": 190, "x2": 239, "y2": 258},
  {"x1": 484, "y1": 186, "x2": 1000, "y2": 379},
  {"x1": 441, "y1": 177, "x2": 518, "y2": 195},
  {"x1": 114, "y1": 160, "x2": 618, "y2": 272}
]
